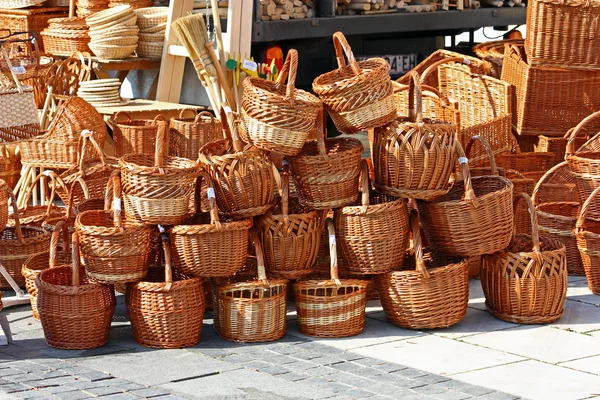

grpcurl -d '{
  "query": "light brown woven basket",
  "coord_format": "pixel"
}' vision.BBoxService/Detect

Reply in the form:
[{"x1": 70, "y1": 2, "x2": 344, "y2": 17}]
[
  {"x1": 482, "y1": 193, "x2": 567, "y2": 324},
  {"x1": 36, "y1": 232, "x2": 115, "y2": 349},
  {"x1": 213, "y1": 231, "x2": 287, "y2": 343},
  {"x1": 293, "y1": 219, "x2": 369, "y2": 338},
  {"x1": 111, "y1": 112, "x2": 166, "y2": 157},
  {"x1": 126, "y1": 232, "x2": 205, "y2": 349},
  {"x1": 312, "y1": 32, "x2": 395, "y2": 134},
  {"x1": 169, "y1": 109, "x2": 223, "y2": 160},
  {"x1": 0, "y1": 179, "x2": 7, "y2": 233},
  {"x1": 0, "y1": 144, "x2": 21, "y2": 191},
  {"x1": 576, "y1": 186, "x2": 600, "y2": 295},
  {"x1": 536, "y1": 127, "x2": 590, "y2": 167},
  {"x1": 334, "y1": 160, "x2": 410, "y2": 275},
  {"x1": 472, "y1": 39, "x2": 524, "y2": 78},
  {"x1": 531, "y1": 161, "x2": 578, "y2": 205},
  {"x1": 375, "y1": 210, "x2": 469, "y2": 330}
]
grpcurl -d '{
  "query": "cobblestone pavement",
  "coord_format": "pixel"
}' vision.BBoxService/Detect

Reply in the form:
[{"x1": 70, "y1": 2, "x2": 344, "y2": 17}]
[{"x1": 0, "y1": 293, "x2": 523, "y2": 400}]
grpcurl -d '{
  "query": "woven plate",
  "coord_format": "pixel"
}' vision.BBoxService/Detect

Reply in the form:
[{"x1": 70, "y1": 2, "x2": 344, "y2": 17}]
[
  {"x1": 93, "y1": 36, "x2": 139, "y2": 46},
  {"x1": 88, "y1": 26, "x2": 139, "y2": 39},
  {"x1": 89, "y1": 14, "x2": 137, "y2": 32},
  {"x1": 143, "y1": 22, "x2": 166, "y2": 34},
  {"x1": 79, "y1": 78, "x2": 120, "y2": 85},
  {"x1": 86, "y1": 5, "x2": 133, "y2": 25},
  {"x1": 90, "y1": 100, "x2": 130, "y2": 107}
]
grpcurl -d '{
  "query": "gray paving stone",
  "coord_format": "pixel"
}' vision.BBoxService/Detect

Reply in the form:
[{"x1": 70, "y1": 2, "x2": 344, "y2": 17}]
[
  {"x1": 127, "y1": 387, "x2": 170, "y2": 398},
  {"x1": 371, "y1": 363, "x2": 409, "y2": 374},
  {"x1": 0, "y1": 369, "x2": 27, "y2": 378},
  {"x1": 301, "y1": 377, "x2": 351, "y2": 393},
  {"x1": 329, "y1": 362, "x2": 366, "y2": 373},
  {"x1": 431, "y1": 390, "x2": 472, "y2": 400},
  {"x1": 271, "y1": 355, "x2": 303, "y2": 365},
  {"x1": 221, "y1": 354, "x2": 251, "y2": 364},
  {"x1": 74, "y1": 371, "x2": 113, "y2": 382},
  {"x1": 391, "y1": 368, "x2": 430, "y2": 378},
  {"x1": 55, "y1": 391, "x2": 94, "y2": 400},
  {"x1": 83, "y1": 386, "x2": 123, "y2": 397},
  {"x1": 187, "y1": 347, "x2": 232, "y2": 358},
  {"x1": 289, "y1": 352, "x2": 323, "y2": 361},
  {"x1": 3, "y1": 374, "x2": 41, "y2": 384},
  {"x1": 365, "y1": 373, "x2": 425, "y2": 389},
  {"x1": 112, "y1": 383, "x2": 146, "y2": 391},
  {"x1": 251, "y1": 365, "x2": 292, "y2": 376},
  {"x1": 23, "y1": 376, "x2": 81, "y2": 388},
  {"x1": 413, "y1": 384, "x2": 450, "y2": 396},
  {"x1": 363, "y1": 396, "x2": 393, "y2": 400},
  {"x1": 64, "y1": 381, "x2": 105, "y2": 391},
  {"x1": 0, "y1": 383, "x2": 30, "y2": 393},
  {"x1": 335, "y1": 389, "x2": 378, "y2": 399},
  {"x1": 35, "y1": 370, "x2": 71, "y2": 379},
  {"x1": 150, "y1": 396, "x2": 188, "y2": 400},
  {"x1": 15, "y1": 390, "x2": 60, "y2": 399},
  {"x1": 307, "y1": 356, "x2": 347, "y2": 366},
  {"x1": 277, "y1": 372, "x2": 311, "y2": 382},
  {"x1": 94, "y1": 393, "x2": 139, "y2": 400},
  {"x1": 448, "y1": 383, "x2": 494, "y2": 397},
  {"x1": 347, "y1": 368, "x2": 382, "y2": 378},
  {"x1": 285, "y1": 360, "x2": 318, "y2": 371},
  {"x1": 304, "y1": 366, "x2": 339, "y2": 377},
  {"x1": 365, "y1": 383, "x2": 425, "y2": 398},
  {"x1": 241, "y1": 361, "x2": 274, "y2": 371},
  {"x1": 327, "y1": 373, "x2": 376, "y2": 388},
  {"x1": 8, "y1": 363, "x2": 51, "y2": 374},
  {"x1": 413, "y1": 374, "x2": 452, "y2": 385},
  {"x1": 476, "y1": 392, "x2": 520, "y2": 400},
  {"x1": 32, "y1": 386, "x2": 75, "y2": 395}
]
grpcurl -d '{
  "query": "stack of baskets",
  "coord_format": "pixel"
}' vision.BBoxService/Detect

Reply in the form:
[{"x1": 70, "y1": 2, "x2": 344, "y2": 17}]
[
  {"x1": 86, "y1": 5, "x2": 138, "y2": 60},
  {"x1": 77, "y1": 0, "x2": 109, "y2": 17},
  {"x1": 77, "y1": 78, "x2": 126, "y2": 107},
  {"x1": 109, "y1": 0, "x2": 153, "y2": 8},
  {"x1": 40, "y1": 17, "x2": 91, "y2": 57},
  {"x1": 135, "y1": 7, "x2": 167, "y2": 59}
]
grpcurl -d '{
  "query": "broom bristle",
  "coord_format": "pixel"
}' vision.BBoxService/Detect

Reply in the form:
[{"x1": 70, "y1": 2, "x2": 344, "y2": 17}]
[{"x1": 171, "y1": 14, "x2": 217, "y2": 77}]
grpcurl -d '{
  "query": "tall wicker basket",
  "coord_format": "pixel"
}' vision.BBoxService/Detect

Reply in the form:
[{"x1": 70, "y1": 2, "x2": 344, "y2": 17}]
[
  {"x1": 293, "y1": 219, "x2": 369, "y2": 338},
  {"x1": 169, "y1": 109, "x2": 223, "y2": 160},
  {"x1": 111, "y1": 112, "x2": 167, "y2": 157}
]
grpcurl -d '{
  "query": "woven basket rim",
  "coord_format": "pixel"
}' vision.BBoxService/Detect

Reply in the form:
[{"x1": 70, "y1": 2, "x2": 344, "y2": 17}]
[
  {"x1": 337, "y1": 195, "x2": 406, "y2": 215},
  {"x1": 427, "y1": 175, "x2": 513, "y2": 205},
  {"x1": 118, "y1": 154, "x2": 197, "y2": 173},
  {"x1": 313, "y1": 58, "x2": 390, "y2": 91},
  {"x1": 290, "y1": 137, "x2": 364, "y2": 162},
  {"x1": 75, "y1": 210, "x2": 150, "y2": 233},
  {"x1": 128, "y1": 275, "x2": 203, "y2": 292},
  {"x1": 293, "y1": 278, "x2": 369, "y2": 291},
  {"x1": 0, "y1": 225, "x2": 50, "y2": 245},
  {"x1": 169, "y1": 217, "x2": 253, "y2": 234},
  {"x1": 216, "y1": 278, "x2": 288, "y2": 292},
  {"x1": 37, "y1": 265, "x2": 107, "y2": 293},
  {"x1": 244, "y1": 77, "x2": 322, "y2": 109},
  {"x1": 537, "y1": 201, "x2": 580, "y2": 222}
]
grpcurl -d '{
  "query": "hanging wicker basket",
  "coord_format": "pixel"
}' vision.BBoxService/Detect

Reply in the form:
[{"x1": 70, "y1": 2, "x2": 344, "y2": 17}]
[
  {"x1": 334, "y1": 160, "x2": 410, "y2": 275},
  {"x1": 169, "y1": 109, "x2": 223, "y2": 160},
  {"x1": 293, "y1": 219, "x2": 369, "y2": 338},
  {"x1": 313, "y1": 32, "x2": 396, "y2": 134},
  {"x1": 373, "y1": 71, "x2": 457, "y2": 200},
  {"x1": 375, "y1": 210, "x2": 469, "y2": 329},
  {"x1": 36, "y1": 232, "x2": 115, "y2": 349},
  {"x1": 256, "y1": 164, "x2": 321, "y2": 280},
  {"x1": 212, "y1": 231, "x2": 287, "y2": 343},
  {"x1": 126, "y1": 230, "x2": 205, "y2": 349},
  {"x1": 119, "y1": 120, "x2": 198, "y2": 225},
  {"x1": 242, "y1": 49, "x2": 322, "y2": 156},
  {"x1": 482, "y1": 193, "x2": 567, "y2": 324}
]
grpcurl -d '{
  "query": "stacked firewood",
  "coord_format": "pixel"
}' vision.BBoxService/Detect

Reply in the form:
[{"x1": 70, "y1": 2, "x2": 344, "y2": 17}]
[
  {"x1": 259, "y1": 0, "x2": 316, "y2": 20},
  {"x1": 336, "y1": 0, "x2": 483, "y2": 13}
]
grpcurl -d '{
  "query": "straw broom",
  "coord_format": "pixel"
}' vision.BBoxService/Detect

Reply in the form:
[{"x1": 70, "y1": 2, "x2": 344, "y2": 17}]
[{"x1": 171, "y1": 14, "x2": 237, "y2": 111}]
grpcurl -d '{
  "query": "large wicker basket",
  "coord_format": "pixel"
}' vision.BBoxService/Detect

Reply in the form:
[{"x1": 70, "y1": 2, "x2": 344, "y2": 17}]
[
  {"x1": 212, "y1": 231, "x2": 287, "y2": 343},
  {"x1": 373, "y1": 72, "x2": 457, "y2": 200},
  {"x1": 169, "y1": 109, "x2": 223, "y2": 160},
  {"x1": 334, "y1": 160, "x2": 410, "y2": 275},
  {"x1": 576, "y1": 186, "x2": 600, "y2": 295},
  {"x1": 482, "y1": 193, "x2": 567, "y2": 324},
  {"x1": 111, "y1": 112, "x2": 167, "y2": 157},
  {"x1": 256, "y1": 165, "x2": 321, "y2": 280},
  {"x1": 312, "y1": 32, "x2": 395, "y2": 134},
  {"x1": 531, "y1": 161, "x2": 578, "y2": 205},
  {"x1": 293, "y1": 219, "x2": 369, "y2": 338},
  {"x1": 36, "y1": 232, "x2": 115, "y2": 349},
  {"x1": 416, "y1": 142, "x2": 514, "y2": 257},
  {"x1": 119, "y1": 120, "x2": 198, "y2": 225},
  {"x1": 126, "y1": 232, "x2": 205, "y2": 349},
  {"x1": 472, "y1": 38, "x2": 524, "y2": 78},
  {"x1": 536, "y1": 127, "x2": 591, "y2": 167},
  {"x1": 242, "y1": 49, "x2": 322, "y2": 156},
  {"x1": 375, "y1": 210, "x2": 469, "y2": 330}
]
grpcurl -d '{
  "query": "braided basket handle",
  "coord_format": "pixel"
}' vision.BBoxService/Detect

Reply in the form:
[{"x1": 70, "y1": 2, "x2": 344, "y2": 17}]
[
  {"x1": 407, "y1": 71, "x2": 423, "y2": 123},
  {"x1": 408, "y1": 209, "x2": 430, "y2": 279},
  {"x1": 326, "y1": 218, "x2": 342, "y2": 287},
  {"x1": 359, "y1": 159, "x2": 370, "y2": 213},
  {"x1": 513, "y1": 193, "x2": 543, "y2": 267},
  {"x1": 250, "y1": 229, "x2": 269, "y2": 285},
  {"x1": 158, "y1": 226, "x2": 173, "y2": 288},
  {"x1": 153, "y1": 114, "x2": 166, "y2": 124},
  {"x1": 275, "y1": 49, "x2": 298, "y2": 102},
  {"x1": 204, "y1": 172, "x2": 222, "y2": 229},
  {"x1": 565, "y1": 111, "x2": 600, "y2": 156},
  {"x1": 281, "y1": 163, "x2": 291, "y2": 220},
  {"x1": 113, "y1": 111, "x2": 131, "y2": 124},
  {"x1": 195, "y1": 111, "x2": 215, "y2": 124},
  {"x1": 333, "y1": 32, "x2": 362, "y2": 77},
  {"x1": 104, "y1": 171, "x2": 123, "y2": 228},
  {"x1": 49, "y1": 219, "x2": 70, "y2": 269},
  {"x1": 78, "y1": 129, "x2": 107, "y2": 172},
  {"x1": 465, "y1": 135, "x2": 498, "y2": 176},
  {"x1": 71, "y1": 231, "x2": 81, "y2": 287},
  {"x1": 456, "y1": 140, "x2": 480, "y2": 207},
  {"x1": 576, "y1": 185, "x2": 600, "y2": 233},
  {"x1": 419, "y1": 56, "x2": 473, "y2": 86},
  {"x1": 531, "y1": 161, "x2": 568, "y2": 205}
]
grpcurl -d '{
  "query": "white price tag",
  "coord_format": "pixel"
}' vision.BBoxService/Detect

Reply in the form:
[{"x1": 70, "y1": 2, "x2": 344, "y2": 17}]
[
  {"x1": 242, "y1": 59, "x2": 257, "y2": 72},
  {"x1": 112, "y1": 197, "x2": 122, "y2": 212},
  {"x1": 158, "y1": 225, "x2": 165, "y2": 233},
  {"x1": 458, "y1": 157, "x2": 469, "y2": 165},
  {"x1": 207, "y1": 187, "x2": 216, "y2": 199},
  {"x1": 11, "y1": 66, "x2": 26, "y2": 75},
  {"x1": 223, "y1": 105, "x2": 232, "y2": 114},
  {"x1": 329, "y1": 234, "x2": 336, "y2": 245},
  {"x1": 463, "y1": 58, "x2": 471, "y2": 65}
]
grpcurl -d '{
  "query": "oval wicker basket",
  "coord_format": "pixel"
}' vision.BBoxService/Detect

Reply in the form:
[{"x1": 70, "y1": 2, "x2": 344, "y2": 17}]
[
  {"x1": 293, "y1": 219, "x2": 369, "y2": 338},
  {"x1": 36, "y1": 232, "x2": 115, "y2": 349},
  {"x1": 375, "y1": 210, "x2": 469, "y2": 330},
  {"x1": 312, "y1": 32, "x2": 396, "y2": 134},
  {"x1": 169, "y1": 109, "x2": 223, "y2": 160},
  {"x1": 111, "y1": 112, "x2": 166, "y2": 157},
  {"x1": 482, "y1": 193, "x2": 567, "y2": 324}
]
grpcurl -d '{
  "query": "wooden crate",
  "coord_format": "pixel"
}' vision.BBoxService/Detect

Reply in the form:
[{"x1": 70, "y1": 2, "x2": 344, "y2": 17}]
[{"x1": 0, "y1": 7, "x2": 68, "y2": 52}]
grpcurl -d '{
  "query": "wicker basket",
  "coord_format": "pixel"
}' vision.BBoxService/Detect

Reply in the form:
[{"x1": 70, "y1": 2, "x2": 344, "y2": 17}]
[
  {"x1": 417, "y1": 141, "x2": 514, "y2": 257},
  {"x1": 482, "y1": 193, "x2": 567, "y2": 324},
  {"x1": 334, "y1": 160, "x2": 410, "y2": 275},
  {"x1": 111, "y1": 112, "x2": 166, "y2": 157},
  {"x1": 198, "y1": 118, "x2": 277, "y2": 219},
  {"x1": 502, "y1": 43, "x2": 600, "y2": 137},
  {"x1": 36, "y1": 232, "x2": 115, "y2": 349},
  {"x1": 76, "y1": 172, "x2": 154, "y2": 284},
  {"x1": 375, "y1": 210, "x2": 469, "y2": 329},
  {"x1": 531, "y1": 161, "x2": 578, "y2": 204},
  {"x1": 0, "y1": 8, "x2": 68, "y2": 52},
  {"x1": 312, "y1": 32, "x2": 395, "y2": 134},
  {"x1": 494, "y1": 150, "x2": 555, "y2": 180},
  {"x1": 22, "y1": 220, "x2": 72, "y2": 320},
  {"x1": 256, "y1": 165, "x2": 321, "y2": 280},
  {"x1": 134, "y1": 6, "x2": 168, "y2": 31},
  {"x1": 169, "y1": 109, "x2": 222, "y2": 160},
  {"x1": 126, "y1": 232, "x2": 205, "y2": 348},
  {"x1": 293, "y1": 219, "x2": 368, "y2": 338},
  {"x1": 576, "y1": 186, "x2": 600, "y2": 294},
  {"x1": 41, "y1": 25, "x2": 91, "y2": 57},
  {"x1": 536, "y1": 127, "x2": 591, "y2": 167},
  {"x1": 242, "y1": 49, "x2": 322, "y2": 156},
  {"x1": 373, "y1": 72, "x2": 457, "y2": 200},
  {"x1": 169, "y1": 177, "x2": 252, "y2": 278},
  {"x1": 0, "y1": 179, "x2": 7, "y2": 232},
  {"x1": 119, "y1": 120, "x2": 198, "y2": 225},
  {"x1": 0, "y1": 144, "x2": 21, "y2": 191},
  {"x1": 212, "y1": 231, "x2": 287, "y2": 343},
  {"x1": 472, "y1": 39, "x2": 524, "y2": 78},
  {"x1": 526, "y1": 0, "x2": 600, "y2": 70}
]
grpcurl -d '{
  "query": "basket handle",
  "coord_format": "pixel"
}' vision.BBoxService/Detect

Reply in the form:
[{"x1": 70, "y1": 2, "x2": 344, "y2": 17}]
[
  {"x1": 315, "y1": 104, "x2": 327, "y2": 156},
  {"x1": 103, "y1": 169, "x2": 119, "y2": 211},
  {"x1": 205, "y1": 172, "x2": 222, "y2": 230},
  {"x1": 0, "y1": 47, "x2": 23, "y2": 93},
  {"x1": 178, "y1": 108, "x2": 198, "y2": 120},
  {"x1": 152, "y1": 114, "x2": 166, "y2": 124},
  {"x1": 22, "y1": 170, "x2": 69, "y2": 221},
  {"x1": 420, "y1": 56, "x2": 473, "y2": 86},
  {"x1": 71, "y1": 231, "x2": 81, "y2": 287},
  {"x1": 407, "y1": 71, "x2": 423, "y2": 123},
  {"x1": 106, "y1": 171, "x2": 123, "y2": 228},
  {"x1": 531, "y1": 161, "x2": 568, "y2": 205},
  {"x1": 6, "y1": 188, "x2": 23, "y2": 244},
  {"x1": 576, "y1": 185, "x2": 600, "y2": 232},
  {"x1": 275, "y1": 49, "x2": 298, "y2": 102},
  {"x1": 158, "y1": 226, "x2": 173, "y2": 288},
  {"x1": 65, "y1": 177, "x2": 89, "y2": 221},
  {"x1": 332, "y1": 32, "x2": 362, "y2": 77},
  {"x1": 326, "y1": 218, "x2": 342, "y2": 287},
  {"x1": 221, "y1": 106, "x2": 244, "y2": 153},
  {"x1": 281, "y1": 163, "x2": 291, "y2": 221},
  {"x1": 49, "y1": 219, "x2": 70, "y2": 269},
  {"x1": 465, "y1": 135, "x2": 498, "y2": 176},
  {"x1": 566, "y1": 110, "x2": 600, "y2": 156},
  {"x1": 513, "y1": 193, "x2": 543, "y2": 266},
  {"x1": 409, "y1": 209, "x2": 430, "y2": 279},
  {"x1": 250, "y1": 229, "x2": 269, "y2": 285},
  {"x1": 154, "y1": 120, "x2": 169, "y2": 168},
  {"x1": 77, "y1": 130, "x2": 107, "y2": 173},
  {"x1": 113, "y1": 111, "x2": 131, "y2": 124},
  {"x1": 195, "y1": 111, "x2": 215, "y2": 124},
  {"x1": 359, "y1": 159, "x2": 370, "y2": 213},
  {"x1": 455, "y1": 140, "x2": 480, "y2": 207}
]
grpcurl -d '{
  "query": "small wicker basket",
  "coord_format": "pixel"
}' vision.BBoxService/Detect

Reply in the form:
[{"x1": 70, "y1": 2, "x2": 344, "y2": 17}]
[
  {"x1": 111, "y1": 112, "x2": 167, "y2": 157},
  {"x1": 169, "y1": 109, "x2": 223, "y2": 160}
]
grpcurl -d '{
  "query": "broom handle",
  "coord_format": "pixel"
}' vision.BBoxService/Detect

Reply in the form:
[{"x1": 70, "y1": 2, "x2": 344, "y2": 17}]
[
  {"x1": 205, "y1": 42, "x2": 237, "y2": 111},
  {"x1": 210, "y1": 0, "x2": 227, "y2": 73}
]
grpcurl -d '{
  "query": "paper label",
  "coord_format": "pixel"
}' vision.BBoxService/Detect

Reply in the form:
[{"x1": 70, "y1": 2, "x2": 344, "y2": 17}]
[
  {"x1": 11, "y1": 66, "x2": 26, "y2": 75},
  {"x1": 458, "y1": 157, "x2": 469, "y2": 165},
  {"x1": 207, "y1": 187, "x2": 216, "y2": 199},
  {"x1": 158, "y1": 225, "x2": 165, "y2": 233},
  {"x1": 462, "y1": 58, "x2": 471, "y2": 65},
  {"x1": 242, "y1": 59, "x2": 257, "y2": 72},
  {"x1": 113, "y1": 198, "x2": 122, "y2": 211},
  {"x1": 329, "y1": 234, "x2": 336, "y2": 245},
  {"x1": 223, "y1": 105, "x2": 232, "y2": 114}
]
